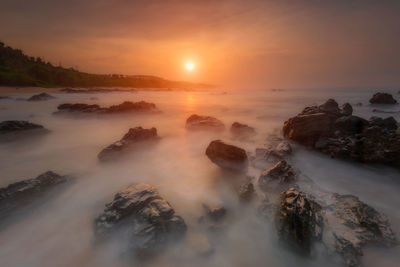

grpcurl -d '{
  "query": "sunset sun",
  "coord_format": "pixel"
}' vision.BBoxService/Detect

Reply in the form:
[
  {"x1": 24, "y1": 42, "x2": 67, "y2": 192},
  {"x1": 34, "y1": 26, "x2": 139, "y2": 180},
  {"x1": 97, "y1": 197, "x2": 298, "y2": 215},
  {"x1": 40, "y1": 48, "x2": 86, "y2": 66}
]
[{"x1": 185, "y1": 61, "x2": 195, "y2": 71}]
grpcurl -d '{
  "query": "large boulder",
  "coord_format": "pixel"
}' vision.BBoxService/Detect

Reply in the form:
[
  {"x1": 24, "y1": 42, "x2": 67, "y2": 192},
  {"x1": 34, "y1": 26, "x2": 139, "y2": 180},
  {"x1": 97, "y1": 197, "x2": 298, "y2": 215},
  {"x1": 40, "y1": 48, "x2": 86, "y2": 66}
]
[
  {"x1": 57, "y1": 103, "x2": 102, "y2": 113},
  {"x1": 0, "y1": 120, "x2": 44, "y2": 134},
  {"x1": 98, "y1": 127, "x2": 159, "y2": 161},
  {"x1": 101, "y1": 101, "x2": 157, "y2": 114},
  {"x1": 369, "y1": 93, "x2": 398, "y2": 104},
  {"x1": 277, "y1": 188, "x2": 398, "y2": 266},
  {"x1": 0, "y1": 171, "x2": 68, "y2": 216},
  {"x1": 27, "y1": 93, "x2": 55, "y2": 101},
  {"x1": 333, "y1": 115, "x2": 368, "y2": 135},
  {"x1": 94, "y1": 183, "x2": 186, "y2": 256},
  {"x1": 258, "y1": 161, "x2": 296, "y2": 191},
  {"x1": 205, "y1": 140, "x2": 248, "y2": 170},
  {"x1": 186, "y1": 114, "x2": 225, "y2": 132}
]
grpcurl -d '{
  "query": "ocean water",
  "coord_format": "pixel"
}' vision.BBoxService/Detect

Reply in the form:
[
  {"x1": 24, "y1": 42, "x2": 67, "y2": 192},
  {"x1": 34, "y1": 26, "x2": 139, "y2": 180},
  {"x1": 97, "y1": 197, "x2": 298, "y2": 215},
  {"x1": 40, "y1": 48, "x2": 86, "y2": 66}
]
[{"x1": 0, "y1": 88, "x2": 399, "y2": 267}]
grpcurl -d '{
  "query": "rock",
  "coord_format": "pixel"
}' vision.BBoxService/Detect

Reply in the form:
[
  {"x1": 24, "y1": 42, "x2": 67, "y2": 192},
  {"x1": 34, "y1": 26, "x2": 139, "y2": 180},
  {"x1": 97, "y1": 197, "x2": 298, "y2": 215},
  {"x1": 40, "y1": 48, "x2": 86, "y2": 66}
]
[
  {"x1": 0, "y1": 171, "x2": 68, "y2": 216},
  {"x1": 318, "y1": 99, "x2": 341, "y2": 115},
  {"x1": 230, "y1": 122, "x2": 256, "y2": 137},
  {"x1": 276, "y1": 188, "x2": 398, "y2": 266},
  {"x1": 258, "y1": 161, "x2": 296, "y2": 191},
  {"x1": 60, "y1": 88, "x2": 137, "y2": 94},
  {"x1": 94, "y1": 183, "x2": 186, "y2": 256},
  {"x1": 369, "y1": 92, "x2": 398, "y2": 104},
  {"x1": 282, "y1": 99, "x2": 400, "y2": 168},
  {"x1": 205, "y1": 140, "x2": 248, "y2": 171},
  {"x1": 0, "y1": 96, "x2": 10, "y2": 100},
  {"x1": 185, "y1": 114, "x2": 225, "y2": 132},
  {"x1": 283, "y1": 113, "x2": 333, "y2": 146},
  {"x1": 55, "y1": 101, "x2": 158, "y2": 114},
  {"x1": 333, "y1": 115, "x2": 368, "y2": 135},
  {"x1": 238, "y1": 178, "x2": 255, "y2": 202},
  {"x1": 27, "y1": 93, "x2": 55, "y2": 101},
  {"x1": 198, "y1": 204, "x2": 228, "y2": 232},
  {"x1": 277, "y1": 188, "x2": 323, "y2": 254},
  {"x1": 98, "y1": 127, "x2": 159, "y2": 161},
  {"x1": 372, "y1": 109, "x2": 400, "y2": 114},
  {"x1": 339, "y1": 103, "x2": 353, "y2": 116},
  {"x1": 354, "y1": 102, "x2": 363, "y2": 107},
  {"x1": 0, "y1": 120, "x2": 44, "y2": 134}
]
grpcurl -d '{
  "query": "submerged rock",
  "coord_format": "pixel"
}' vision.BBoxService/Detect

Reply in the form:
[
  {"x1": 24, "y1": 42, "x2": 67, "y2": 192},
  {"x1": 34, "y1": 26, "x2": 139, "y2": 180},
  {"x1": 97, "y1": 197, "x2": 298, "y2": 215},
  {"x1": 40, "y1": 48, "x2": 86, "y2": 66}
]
[
  {"x1": 282, "y1": 99, "x2": 400, "y2": 168},
  {"x1": 369, "y1": 92, "x2": 398, "y2": 104},
  {"x1": 0, "y1": 171, "x2": 68, "y2": 216},
  {"x1": 60, "y1": 88, "x2": 137, "y2": 94},
  {"x1": 0, "y1": 120, "x2": 44, "y2": 134},
  {"x1": 185, "y1": 114, "x2": 225, "y2": 132},
  {"x1": 277, "y1": 188, "x2": 398, "y2": 266},
  {"x1": 258, "y1": 161, "x2": 296, "y2": 191},
  {"x1": 55, "y1": 101, "x2": 158, "y2": 115},
  {"x1": 230, "y1": 122, "x2": 256, "y2": 138},
  {"x1": 98, "y1": 127, "x2": 159, "y2": 161},
  {"x1": 27, "y1": 92, "x2": 55, "y2": 101},
  {"x1": 205, "y1": 140, "x2": 248, "y2": 170},
  {"x1": 198, "y1": 204, "x2": 228, "y2": 232},
  {"x1": 94, "y1": 183, "x2": 186, "y2": 256},
  {"x1": 238, "y1": 178, "x2": 255, "y2": 202}
]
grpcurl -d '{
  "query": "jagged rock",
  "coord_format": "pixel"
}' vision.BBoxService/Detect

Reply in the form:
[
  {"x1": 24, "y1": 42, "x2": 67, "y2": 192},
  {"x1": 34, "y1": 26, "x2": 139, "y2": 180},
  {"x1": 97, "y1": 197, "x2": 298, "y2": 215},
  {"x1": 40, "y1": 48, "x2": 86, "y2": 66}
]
[
  {"x1": 318, "y1": 99, "x2": 341, "y2": 116},
  {"x1": 94, "y1": 183, "x2": 186, "y2": 256},
  {"x1": 55, "y1": 101, "x2": 158, "y2": 114},
  {"x1": 205, "y1": 140, "x2": 248, "y2": 170},
  {"x1": 185, "y1": 114, "x2": 225, "y2": 132},
  {"x1": 27, "y1": 93, "x2": 55, "y2": 101},
  {"x1": 0, "y1": 120, "x2": 44, "y2": 134},
  {"x1": 277, "y1": 188, "x2": 398, "y2": 266},
  {"x1": 98, "y1": 127, "x2": 159, "y2": 161},
  {"x1": 198, "y1": 204, "x2": 228, "y2": 232},
  {"x1": 339, "y1": 103, "x2": 353, "y2": 116},
  {"x1": 60, "y1": 88, "x2": 137, "y2": 93},
  {"x1": 0, "y1": 171, "x2": 68, "y2": 216},
  {"x1": 277, "y1": 188, "x2": 323, "y2": 254},
  {"x1": 369, "y1": 93, "x2": 398, "y2": 104},
  {"x1": 282, "y1": 99, "x2": 400, "y2": 168},
  {"x1": 230, "y1": 122, "x2": 256, "y2": 138},
  {"x1": 238, "y1": 178, "x2": 255, "y2": 202},
  {"x1": 258, "y1": 161, "x2": 296, "y2": 191}
]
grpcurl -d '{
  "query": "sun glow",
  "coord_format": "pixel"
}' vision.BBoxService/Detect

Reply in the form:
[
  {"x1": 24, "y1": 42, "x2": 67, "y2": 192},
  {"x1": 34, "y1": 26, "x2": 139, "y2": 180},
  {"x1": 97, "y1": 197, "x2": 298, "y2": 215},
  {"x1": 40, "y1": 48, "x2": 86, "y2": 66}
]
[{"x1": 185, "y1": 61, "x2": 195, "y2": 71}]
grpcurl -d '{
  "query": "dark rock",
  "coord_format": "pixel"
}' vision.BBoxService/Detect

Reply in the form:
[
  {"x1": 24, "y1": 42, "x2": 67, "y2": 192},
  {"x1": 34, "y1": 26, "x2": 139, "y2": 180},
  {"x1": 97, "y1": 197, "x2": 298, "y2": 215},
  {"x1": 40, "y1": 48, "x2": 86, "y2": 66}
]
[
  {"x1": 185, "y1": 114, "x2": 225, "y2": 132},
  {"x1": 60, "y1": 88, "x2": 137, "y2": 94},
  {"x1": 0, "y1": 120, "x2": 44, "y2": 134},
  {"x1": 372, "y1": 109, "x2": 400, "y2": 114},
  {"x1": 258, "y1": 161, "x2": 296, "y2": 191},
  {"x1": 339, "y1": 103, "x2": 353, "y2": 116},
  {"x1": 369, "y1": 92, "x2": 398, "y2": 104},
  {"x1": 27, "y1": 93, "x2": 55, "y2": 101},
  {"x1": 205, "y1": 140, "x2": 248, "y2": 171},
  {"x1": 98, "y1": 127, "x2": 159, "y2": 161},
  {"x1": 369, "y1": 116, "x2": 398, "y2": 130},
  {"x1": 198, "y1": 204, "x2": 228, "y2": 232},
  {"x1": 94, "y1": 183, "x2": 186, "y2": 256},
  {"x1": 55, "y1": 101, "x2": 158, "y2": 115},
  {"x1": 277, "y1": 188, "x2": 323, "y2": 254},
  {"x1": 230, "y1": 122, "x2": 256, "y2": 137},
  {"x1": 0, "y1": 96, "x2": 10, "y2": 100},
  {"x1": 318, "y1": 99, "x2": 340, "y2": 115},
  {"x1": 333, "y1": 115, "x2": 368, "y2": 135},
  {"x1": 0, "y1": 171, "x2": 68, "y2": 215},
  {"x1": 238, "y1": 178, "x2": 255, "y2": 202}
]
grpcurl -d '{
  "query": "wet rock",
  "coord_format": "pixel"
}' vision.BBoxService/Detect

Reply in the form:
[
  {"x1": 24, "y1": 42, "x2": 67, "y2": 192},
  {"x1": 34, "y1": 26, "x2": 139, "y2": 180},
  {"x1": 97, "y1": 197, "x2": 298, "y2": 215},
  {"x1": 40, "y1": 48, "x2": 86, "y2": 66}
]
[
  {"x1": 372, "y1": 109, "x2": 400, "y2": 114},
  {"x1": 277, "y1": 188, "x2": 323, "y2": 254},
  {"x1": 205, "y1": 140, "x2": 248, "y2": 171},
  {"x1": 339, "y1": 103, "x2": 353, "y2": 116},
  {"x1": 27, "y1": 92, "x2": 55, "y2": 101},
  {"x1": 94, "y1": 183, "x2": 186, "y2": 256},
  {"x1": 198, "y1": 204, "x2": 228, "y2": 232},
  {"x1": 276, "y1": 188, "x2": 398, "y2": 266},
  {"x1": 258, "y1": 161, "x2": 296, "y2": 191},
  {"x1": 318, "y1": 99, "x2": 341, "y2": 116},
  {"x1": 60, "y1": 88, "x2": 137, "y2": 93},
  {"x1": 230, "y1": 122, "x2": 256, "y2": 137},
  {"x1": 0, "y1": 96, "x2": 10, "y2": 100},
  {"x1": 0, "y1": 171, "x2": 68, "y2": 215},
  {"x1": 185, "y1": 114, "x2": 225, "y2": 132},
  {"x1": 238, "y1": 178, "x2": 255, "y2": 202},
  {"x1": 98, "y1": 127, "x2": 159, "y2": 161},
  {"x1": 0, "y1": 120, "x2": 44, "y2": 134},
  {"x1": 282, "y1": 99, "x2": 400, "y2": 168},
  {"x1": 55, "y1": 101, "x2": 158, "y2": 115},
  {"x1": 369, "y1": 92, "x2": 398, "y2": 104}
]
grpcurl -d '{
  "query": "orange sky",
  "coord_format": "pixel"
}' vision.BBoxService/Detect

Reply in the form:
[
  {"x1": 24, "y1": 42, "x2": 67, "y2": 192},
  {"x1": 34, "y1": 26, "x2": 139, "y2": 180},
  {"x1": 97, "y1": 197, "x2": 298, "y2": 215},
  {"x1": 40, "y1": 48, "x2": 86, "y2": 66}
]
[{"x1": 1, "y1": 0, "x2": 400, "y2": 89}]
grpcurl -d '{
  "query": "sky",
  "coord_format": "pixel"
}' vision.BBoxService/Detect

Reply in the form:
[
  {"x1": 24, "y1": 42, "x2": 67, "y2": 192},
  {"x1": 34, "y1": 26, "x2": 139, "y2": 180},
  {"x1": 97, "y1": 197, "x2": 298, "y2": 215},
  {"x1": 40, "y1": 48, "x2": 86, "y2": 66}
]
[{"x1": 1, "y1": 0, "x2": 400, "y2": 89}]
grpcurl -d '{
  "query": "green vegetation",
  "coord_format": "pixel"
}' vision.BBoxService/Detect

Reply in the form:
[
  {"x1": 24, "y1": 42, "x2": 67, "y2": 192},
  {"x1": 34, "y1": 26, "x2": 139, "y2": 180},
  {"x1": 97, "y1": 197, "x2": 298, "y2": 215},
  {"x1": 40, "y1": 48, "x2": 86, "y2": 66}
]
[{"x1": 0, "y1": 41, "x2": 211, "y2": 89}]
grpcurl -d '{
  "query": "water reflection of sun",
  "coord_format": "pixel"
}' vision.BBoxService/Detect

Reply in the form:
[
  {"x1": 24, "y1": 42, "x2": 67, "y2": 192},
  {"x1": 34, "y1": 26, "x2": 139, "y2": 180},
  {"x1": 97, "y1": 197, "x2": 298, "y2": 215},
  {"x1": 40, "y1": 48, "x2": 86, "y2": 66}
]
[{"x1": 186, "y1": 94, "x2": 196, "y2": 111}]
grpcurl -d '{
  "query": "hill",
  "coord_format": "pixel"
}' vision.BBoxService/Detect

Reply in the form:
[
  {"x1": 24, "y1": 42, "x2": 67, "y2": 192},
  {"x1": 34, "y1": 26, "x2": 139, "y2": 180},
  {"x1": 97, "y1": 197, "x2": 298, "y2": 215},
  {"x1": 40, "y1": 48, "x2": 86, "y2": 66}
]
[{"x1": 0, "y1": 41, "x2": 212, "y2": 89}]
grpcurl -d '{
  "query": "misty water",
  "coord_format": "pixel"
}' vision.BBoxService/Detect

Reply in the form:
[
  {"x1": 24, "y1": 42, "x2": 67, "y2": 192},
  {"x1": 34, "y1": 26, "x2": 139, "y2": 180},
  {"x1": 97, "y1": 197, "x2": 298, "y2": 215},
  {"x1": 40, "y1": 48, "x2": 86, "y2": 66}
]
[{"x1": 0, "y1": 88, "x2": 399, "y2": 267}]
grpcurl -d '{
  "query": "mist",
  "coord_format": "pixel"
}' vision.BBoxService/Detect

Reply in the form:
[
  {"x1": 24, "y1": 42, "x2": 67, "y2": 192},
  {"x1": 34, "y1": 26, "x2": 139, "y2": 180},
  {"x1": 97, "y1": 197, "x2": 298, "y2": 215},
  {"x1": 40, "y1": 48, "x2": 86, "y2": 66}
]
[{"x1": 0, "y1": 88, "x2": 399, "y2": 267}]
